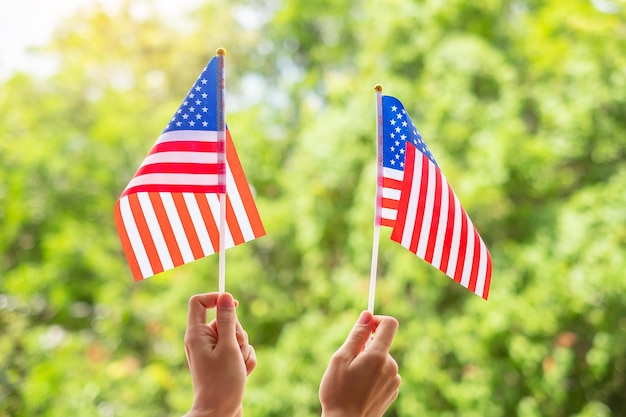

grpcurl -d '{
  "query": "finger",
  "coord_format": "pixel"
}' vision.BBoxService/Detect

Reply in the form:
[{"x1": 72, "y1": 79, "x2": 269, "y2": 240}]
[
  {"x1": 367, "y1": 373, "x2": 401, "y2": 416},
  {"x1": 235, "y1": 321, "x2": 249, "y2": 348},
  {"x1": 386, "y1": 374, "x2": 401, "y2": 404},
  {"x1": 338, "y1": 311, "x2": 375, "y2": 358},
  {"x1": 368, "y1": 316, "x2": 399, "y2": 354},
  {"x1": 187, "y1": 293, "x2": 219, "y2": 329},
  {"x1": 237, "y1": 324, "x2": 251, "y2": 358},
  {"x1": 245, "y1": 345, "x2": 257, "y2": 375},
  {"x1": 383, "y1": 385, "x2": 400, "y2": 411},
  {"x1": 216, "y1": 292, "x2": 238, "y2": 347},
  {"x1": 384, "y1": 354, "x2": 400, "y2": 376}
]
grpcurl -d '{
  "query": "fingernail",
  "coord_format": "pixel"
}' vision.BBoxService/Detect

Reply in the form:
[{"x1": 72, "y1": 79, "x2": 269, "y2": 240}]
[
  {"x1": 218, "y1": 293, "x2": 235, "y2": 308},
  {"x1": 358, "y1": 311, "x2": 372, "y2": 324}
]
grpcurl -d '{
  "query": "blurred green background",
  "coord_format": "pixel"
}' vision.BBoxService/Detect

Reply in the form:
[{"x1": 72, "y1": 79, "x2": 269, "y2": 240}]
[{"x1": 2, "y1": 0, "x2": 626, "y2": 416}]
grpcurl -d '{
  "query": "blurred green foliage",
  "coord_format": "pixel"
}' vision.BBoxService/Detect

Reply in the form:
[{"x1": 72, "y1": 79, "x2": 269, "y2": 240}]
[{"x1": 1, "y1": 0, "x2": 625, "y2": 416}]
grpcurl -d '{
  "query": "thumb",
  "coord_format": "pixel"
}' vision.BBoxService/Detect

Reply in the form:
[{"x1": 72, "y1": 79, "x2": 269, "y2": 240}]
[
  {"x1": 216, "y1": 292, "x2": 238, "y2": 347},
  {"x1": 339, "y1": 311, "x2": 374, "y2": 358}
]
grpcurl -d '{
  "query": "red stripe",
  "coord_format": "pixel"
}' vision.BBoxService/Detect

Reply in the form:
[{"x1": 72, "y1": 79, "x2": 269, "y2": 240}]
[
  {"x1": 424, "y1": 164, "x2": 443, "y2": 263},
  {"x1": 226, "y1": 132, "x2": 265, "y2": 237},
  {"x1": 135, "y1": 162, "x2": 223, "y2": 176},
  {"x1": 171, "y1": 193, "x2": 204, "y2": 260},
  {"x1": 482, "y1": 250, "x2": 492, "y2": 300},
  {"x1": 225, "y1": 195, "x2": 245, "y2": 245},
  {"x1": 149, "y1": 141, "x2": 219, "y2": 154},
  {"x1": 114, "y1": 200, "x2": 143, "y2": 281},
  {"x1": 128, "y1": 193, "x2": 163, "y2": 276},
  {"x1": 381, "y1": 218, "x2": 396, "y2": 228},
  {"x1": 453, "y1": 212, "x2": 469, "y2": 283},
  {"x1": 124, "y1": 184, "x2": 224, "y2": 196},
  {"x1": 149, "y1": 192, "x2": 184, "y2": 269},
  {"x1": 194, "y1": 194, "x2": 219, "y2": 252},
  {"x1": 381, "y1": 176, "x2": 402, "y2": 225},
  {"x1": 382, "y1": 177, "x2": 403, "y2": 190},
  {"x1": 408, "y1": 153, "x2": 429, "y2": 254},
  {"x1": 381, "y1": 197, "x2": 399, "y2": 210},
  {"x1": 390, "y1": 145, "x2": 416, "y2": 244},
  {"x1": 467, "y1": 230, "x2": 481, "y2": 292},
  {"x1": 438, "y1": 183, "x2": 456, "y2": 274}
]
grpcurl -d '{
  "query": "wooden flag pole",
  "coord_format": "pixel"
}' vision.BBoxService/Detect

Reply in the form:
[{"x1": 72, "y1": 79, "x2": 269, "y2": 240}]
[
  {"x1": 216, "y1": 48, "x2": 227, "y2": 293},
  {"x1": 368, "y1": 84, "x2": 384, "y2": 313}
]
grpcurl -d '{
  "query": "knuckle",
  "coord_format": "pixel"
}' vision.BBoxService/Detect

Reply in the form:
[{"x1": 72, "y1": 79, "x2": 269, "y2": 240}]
[
  {"x1": 188, "y1": 294, "x2": 200, "y2": 307},
  {"x1": 373, "y1": 350, "x2": 388, "y2": 361},
  {"x1": 368, "y1": 351, "x2": 388, "y2": 368},
  {"x1": 183, "y1": 332, "x2": 197, "y2": 347},
  {"x1": 330, "y1": 351, "x2": 348, "y2": 365},
  {"x1": 217, "y1": 314, "x2": 236, "y2": 324},
  {"x1": 387, "y1": 358, "x2": 399, "y2": 375},
  {"x1": 383, "y1": 316, "x2": 399, "y2": 330}
]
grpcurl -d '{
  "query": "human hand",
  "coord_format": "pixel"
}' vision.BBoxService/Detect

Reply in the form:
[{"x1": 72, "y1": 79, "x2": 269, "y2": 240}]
[
  {"x1": 183, "y1": 292, "x2": 256, "y2": 417},
  {"x1": 319, "y1": 311, "x2": 401, "y2": 417}
]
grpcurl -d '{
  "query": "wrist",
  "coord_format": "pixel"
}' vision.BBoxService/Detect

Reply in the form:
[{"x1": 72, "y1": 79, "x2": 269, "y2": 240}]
[
  {"x1": 183, "y1": 410, "x2": 219, "y2": 417},
  {"x1": 322, "y1": 411, "x2": 359, "y2": 417},
  {"x1": 184, "y1": 405, "x2": 242, "y2": 417}
]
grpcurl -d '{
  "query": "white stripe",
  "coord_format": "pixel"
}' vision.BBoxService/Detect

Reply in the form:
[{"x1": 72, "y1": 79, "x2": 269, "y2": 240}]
[
  {"x1": 119, "y1": 196, "x2": 153, "y2": 278},
  {"x1": 381, "y1": 207, "x2": 397, "y2": 221},
  {"x1": 156, "y1": 130, "x2": 218, "y2": 144},
  {"x1": 226, "y1": 164, "x2": 254, "y2": 242},
  {"x1": 126, "y1": 173, "x2": 219, "y2": 190},
  {"x1": 382, "y1": 187, "x2": 401, "y2": 200},
  {"x1": 206, "y1": 193, "x2": 235, "y2": 249},
  {"x1": 141, "y1": 151, "x2": 219, "y2": 167},
  {"x1": 445, "y1": 195, "x2": 463, "y2": 277},
  {"x1": 431, "y1": 176, "x2": 449, "y2": 269},
  {"x1": 137, "y1": 192, "x2": 174, "y2": 271},
  {"x1": 160, "y1": 192, "x2": 195, "y2": 263},
  {"x1": 401, "y1": 154, "x2": 423, "y2": 249},
  {"x1": 460, "y1": 214, "x2": 475, "y2": 287},
  {"x1": 195, "y1": 193, "x2": 219, "y2": 245},
  {"x1": 383, "y1": 167, "x2": 404, "y2": 181},
  {"x1": 416, "y1": 160, "x2": 436, "y2": 258},
  {"x1": 475, "y1": 238, "x2": 488, "y2": 297},
  {"x1": 183, "y1": 193, "x2": 216, "y2": 256}
]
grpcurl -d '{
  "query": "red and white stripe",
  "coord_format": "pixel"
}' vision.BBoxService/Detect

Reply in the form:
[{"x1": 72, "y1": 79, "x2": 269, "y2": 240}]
[
  {"x1": 380, "y1": 167, "x2": 404, "y2": 227},
  {"x1": 390, "y1": 143, "x2": 492, "y2": 299},
  {"x1": 120, "y1": 130, "x2": 225, "y2": 196},
  {"x1": 114, "y1": 131, "x2": 265, "y2": 280}
]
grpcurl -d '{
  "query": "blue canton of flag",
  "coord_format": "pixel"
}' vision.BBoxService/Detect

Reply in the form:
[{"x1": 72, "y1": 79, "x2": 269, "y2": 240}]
[
  {"x1": 382, "y1": 96, "x2": 437, "y2": 170},
  {"x1": 379, "y1": 95, "x2": 438, "y2": 227},
  {"x1": 165, "y1": 58, "x2": 219, "y2": 133}
]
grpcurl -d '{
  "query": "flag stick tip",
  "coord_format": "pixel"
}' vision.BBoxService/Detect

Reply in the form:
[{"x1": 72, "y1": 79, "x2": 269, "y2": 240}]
[
  {"x1": 374, "y1": 84, "x2": 383, "y2": 92},
  {"x1": 216, "y1": 47, "x2": 227, "y2": 56}
]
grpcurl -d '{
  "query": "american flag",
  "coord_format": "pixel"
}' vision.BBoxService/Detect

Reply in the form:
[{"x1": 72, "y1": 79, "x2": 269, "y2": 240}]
[
  {"x1": 381, "y1": 95, "x2": 492, "y2": 299},
  {"x1": 114, "y1": 57, "x2": 265, "y2": 281}
]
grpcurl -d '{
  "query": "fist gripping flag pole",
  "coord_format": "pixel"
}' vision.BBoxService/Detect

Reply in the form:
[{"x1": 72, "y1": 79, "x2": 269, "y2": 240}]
[{"x1": 114, "y1": 48, "x2": 265, "y2": 290}]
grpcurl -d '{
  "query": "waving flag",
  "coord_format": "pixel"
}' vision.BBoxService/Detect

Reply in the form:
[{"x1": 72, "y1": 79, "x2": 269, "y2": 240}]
[
  {"x1": 381, "y1": 95, "x2": 492, "y2": 299},
  {"x1": 114, "y1": 56, "x2": 265, "y2": 281}
]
